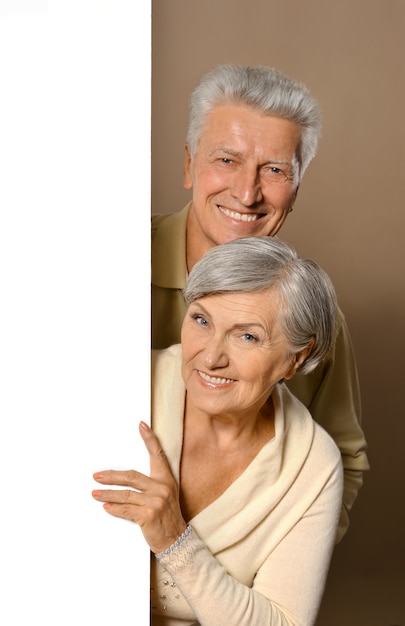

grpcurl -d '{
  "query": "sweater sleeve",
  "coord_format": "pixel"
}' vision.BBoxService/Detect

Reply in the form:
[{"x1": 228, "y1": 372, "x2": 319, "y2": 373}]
[
  {"x1": 157, "y1": 528, "x2": 294, "y2": 626},
  {"x1": 156, "y1": 459, "x2": 342, "y2": 626}
]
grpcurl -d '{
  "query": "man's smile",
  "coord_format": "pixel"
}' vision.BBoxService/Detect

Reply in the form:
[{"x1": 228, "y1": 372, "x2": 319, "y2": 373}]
[{"x1": 218, "y1": 205, "x2": 263, "y2": 222}]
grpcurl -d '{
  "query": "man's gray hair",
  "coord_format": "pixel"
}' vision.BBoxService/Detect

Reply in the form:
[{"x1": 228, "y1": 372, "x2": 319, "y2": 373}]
[
  {"x1": 187, "y1": 64, "x2": 322, "y2": 182},
  {"x1": 183, "y1": 237, "x2": 337, "y2": 375}
]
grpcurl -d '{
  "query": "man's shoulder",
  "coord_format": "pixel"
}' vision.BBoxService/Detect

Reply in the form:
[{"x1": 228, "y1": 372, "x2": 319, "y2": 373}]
[
  {"x1": 151, "y1": 213, "x2": 171, "y2": 237},
  {"x1": 152, "y1": 203, "x2": 191, "y2": 241},
  {"x1": 151, "y1": 205, "x2": 190, "y2": 286}
]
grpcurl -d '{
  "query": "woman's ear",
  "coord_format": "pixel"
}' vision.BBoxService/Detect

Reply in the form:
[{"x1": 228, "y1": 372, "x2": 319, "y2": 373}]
[{"x1": 283, "y1": 338, "x2": 315, "y2": 380}]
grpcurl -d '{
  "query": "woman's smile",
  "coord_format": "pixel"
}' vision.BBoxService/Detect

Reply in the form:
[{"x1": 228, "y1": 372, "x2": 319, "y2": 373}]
[{"x1": 197, "y1": 369, "x2": 236, "y2": 387}]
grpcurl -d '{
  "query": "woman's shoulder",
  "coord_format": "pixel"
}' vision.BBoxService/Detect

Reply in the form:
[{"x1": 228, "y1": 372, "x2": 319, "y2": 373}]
[
  {"x1": 151, "y1": 344, "x2": 183, "y2": 396},
  {"x1": 277, "y1": 383, "x2": 342, "y2": 467},
  {"x1": 312, "y1": 419, "x2": 342, "y2": 468},
  {"x1": 152, "y1": 343, "x2": 182, "y2": 367}
]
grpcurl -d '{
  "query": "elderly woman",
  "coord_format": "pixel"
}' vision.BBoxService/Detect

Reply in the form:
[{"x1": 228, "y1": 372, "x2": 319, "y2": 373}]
[{"x1": 92, "y1": 236, "x2": 343, "y2": 626}]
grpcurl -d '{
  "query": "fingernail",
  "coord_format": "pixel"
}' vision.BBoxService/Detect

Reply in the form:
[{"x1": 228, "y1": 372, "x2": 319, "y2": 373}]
[
  {"x1": 103, "y1": 503, "x2": 111, "y2": 510},
  {"x1": 93, "y1": 472, "x2": 103, "y2": 480},
  {"x1": 92, "y1": 490, "x2": 101, "y2": 497},
  {"x1": 140, "y1": 421, "x2": 150, "y2": 431}
]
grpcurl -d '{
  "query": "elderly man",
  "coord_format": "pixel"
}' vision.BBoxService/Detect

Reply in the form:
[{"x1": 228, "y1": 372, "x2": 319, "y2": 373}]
[{"x1": 152, "y1": 63, "x2": 369, "y2": 542}]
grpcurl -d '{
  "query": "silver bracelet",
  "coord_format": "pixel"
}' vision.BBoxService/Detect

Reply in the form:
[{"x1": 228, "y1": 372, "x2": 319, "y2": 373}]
[{"x1": 155, "y1": 525, "x2": 193, "y2": 560}]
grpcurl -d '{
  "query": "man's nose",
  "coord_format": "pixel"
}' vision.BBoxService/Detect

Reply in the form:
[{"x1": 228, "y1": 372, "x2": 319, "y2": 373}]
[{"x1": 230, "y1": 167, "x2": 263, "y2": 206}]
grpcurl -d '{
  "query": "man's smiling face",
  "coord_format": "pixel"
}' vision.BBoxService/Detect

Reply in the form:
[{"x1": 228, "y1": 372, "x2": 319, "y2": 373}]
[{"x1": 184, "y1": 103, "x2": 302, "y2": 258}]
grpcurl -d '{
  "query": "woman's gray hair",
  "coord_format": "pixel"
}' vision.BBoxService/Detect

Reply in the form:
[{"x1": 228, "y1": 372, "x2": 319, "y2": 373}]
[
  {"x1": 187, "y1": 64, "x2": 322, "y2": 183},
  {"x1": 183, "y1": 237, "x2": 338, "y2": 375}
]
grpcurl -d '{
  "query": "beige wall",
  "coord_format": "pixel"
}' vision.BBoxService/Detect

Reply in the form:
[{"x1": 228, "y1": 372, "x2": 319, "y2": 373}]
[{"x1": 152, "y1": 2, "x2": 405, "y2": 623}]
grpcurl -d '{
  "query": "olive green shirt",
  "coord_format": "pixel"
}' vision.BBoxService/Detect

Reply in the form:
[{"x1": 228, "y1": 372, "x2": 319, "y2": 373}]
[{"x1": 151, "y1": 203, "x2": 369, "y2": 542}]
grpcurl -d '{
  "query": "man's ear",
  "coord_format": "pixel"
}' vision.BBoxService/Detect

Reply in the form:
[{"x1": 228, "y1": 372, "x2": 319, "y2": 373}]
[
  {"x1": 283, "y1": 338, "x2": 315, "y2": 380},
  {"x1": 289, "y1": 184, "x2": 300, "y2": 212},
  {"x1": 183, "y1": 144, "x2": 193, "y2": 190}
]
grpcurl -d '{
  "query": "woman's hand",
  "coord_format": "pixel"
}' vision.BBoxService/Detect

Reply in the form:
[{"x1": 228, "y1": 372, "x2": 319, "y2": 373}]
[{"x1": 92, "y1": 421, "x2": 187, "y2": 554}]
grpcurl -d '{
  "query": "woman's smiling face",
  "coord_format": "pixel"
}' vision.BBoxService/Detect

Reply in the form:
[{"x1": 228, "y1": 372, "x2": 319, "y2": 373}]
[{"x1": 180, "y1": 289, "x2": 301, "y2": 419}]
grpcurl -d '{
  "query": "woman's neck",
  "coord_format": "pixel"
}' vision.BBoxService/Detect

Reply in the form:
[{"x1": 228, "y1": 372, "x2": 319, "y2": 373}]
[
  {"x1": 179, "y1": 394, "x2": 275, "y2": 521},
  {"x1": 183, "y1": 393, "x2": 275, "y2": 451}
]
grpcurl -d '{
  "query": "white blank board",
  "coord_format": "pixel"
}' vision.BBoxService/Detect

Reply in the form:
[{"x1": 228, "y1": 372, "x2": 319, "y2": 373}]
[{"x1": 0, "y1": 2, "x2": 151, "y2": 624}]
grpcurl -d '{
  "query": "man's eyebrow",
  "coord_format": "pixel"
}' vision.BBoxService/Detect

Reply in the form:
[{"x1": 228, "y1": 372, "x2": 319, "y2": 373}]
[
  {"x1": 209, "y1": 146, "x2": 243, "y2": 158},
  {"x1": 263, "y1": 158, "x2": 291, "y2": 166},
  {"x1": 209, "y1": 147, "x2": 292, "y2": 166}
]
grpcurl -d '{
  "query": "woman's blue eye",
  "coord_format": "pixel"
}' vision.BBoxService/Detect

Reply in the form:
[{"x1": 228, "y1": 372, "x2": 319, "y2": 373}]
[
  {"x1": 242, "y1": 333, "x2": 257, "y2": 342},
  {"x1": 191, "y1": 313, "x2": 208, "y2": 326}
]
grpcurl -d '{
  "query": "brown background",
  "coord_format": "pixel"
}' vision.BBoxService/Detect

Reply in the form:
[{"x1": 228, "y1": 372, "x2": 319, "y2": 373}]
[{"x1": 151, "y1": 1, "x2": 405, "y2": 624}]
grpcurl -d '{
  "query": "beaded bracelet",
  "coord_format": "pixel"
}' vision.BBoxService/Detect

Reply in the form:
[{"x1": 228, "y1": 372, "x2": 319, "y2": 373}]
[{"x1": 155, "y1": 525, "x2": 193, "y2": 560}]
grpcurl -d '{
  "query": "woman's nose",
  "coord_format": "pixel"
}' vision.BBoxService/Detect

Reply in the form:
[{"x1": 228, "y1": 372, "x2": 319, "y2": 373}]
[
  {"x1": 203, "y1": 337, "x2": 229, "y2": 369},
  {"x1": 230, "y1": 167, "x2": 263, "y2": 206}
]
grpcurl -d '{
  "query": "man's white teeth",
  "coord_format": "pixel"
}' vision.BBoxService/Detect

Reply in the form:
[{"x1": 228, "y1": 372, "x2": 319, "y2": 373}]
[
  {"x1": 219, "y1": 206, "x2": 259, "y2": 222},
  {"x1": 199, "y1": 371, "x2": 234, "y2": 385}
]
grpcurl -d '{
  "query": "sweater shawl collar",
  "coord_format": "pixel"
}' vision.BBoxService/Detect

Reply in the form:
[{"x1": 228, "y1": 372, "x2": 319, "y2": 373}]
[{"x1": 151, "y1": 344, "x2": 316, "y2": 554}]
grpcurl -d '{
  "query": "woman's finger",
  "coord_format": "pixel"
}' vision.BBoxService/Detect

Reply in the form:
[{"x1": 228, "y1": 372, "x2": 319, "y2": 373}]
[
  {"x1": 139, "y1": 421, "x2": 173, "y2": 481},
  {"x1": 92, "y1": 488, "x2": 144, "y2": 506},
  {"x1": 101, "y1": 502, "x2": 139, "y2": 523},
  {"x1": 91, "y1": 487, "x2": 171, "y2": 530},
  {"x1": 91, "y1": 488, "x2": 147, "y2": 524},
  {"x1": 93, "y1": 469, "x2": 150, "y2": 491}
]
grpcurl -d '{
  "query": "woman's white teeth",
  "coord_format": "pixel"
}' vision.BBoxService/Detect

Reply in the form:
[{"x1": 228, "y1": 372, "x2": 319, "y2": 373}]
[
  {"x1": 219, "y1": 206, "x2": 259, "y2": 222},
  {"x1": 199, "y1": 371, "x2": 234, "y2": 384}
]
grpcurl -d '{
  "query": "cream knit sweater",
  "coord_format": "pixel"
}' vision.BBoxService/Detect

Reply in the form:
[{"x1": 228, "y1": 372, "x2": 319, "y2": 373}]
[{"x1": 150, "y1": 344, "x2": 343, "y2": 626}]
